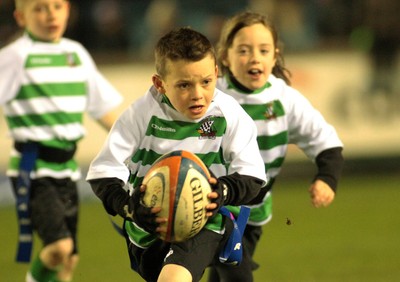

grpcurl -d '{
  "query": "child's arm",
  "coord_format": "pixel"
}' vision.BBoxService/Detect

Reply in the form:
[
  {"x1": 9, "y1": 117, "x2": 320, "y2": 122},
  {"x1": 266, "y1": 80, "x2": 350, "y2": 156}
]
[
  {"x1": 88, "y1": 177, "x2": 165, "y2": 232},
  {"x1": 88, "y1": 177, "x2": 128, "y2": 217},
  {"x1": 207, "y1": 173, "x2": 264, "y2": 216},
  {"x1": 218, "y1": 173, "x2": 264, "y2": 205},
  {"x1": 313, "y1": 147, "x2": 344, "y2": 192},
  {"x1": 309, "y1": 147, "x2": 344, "y2": 207}
]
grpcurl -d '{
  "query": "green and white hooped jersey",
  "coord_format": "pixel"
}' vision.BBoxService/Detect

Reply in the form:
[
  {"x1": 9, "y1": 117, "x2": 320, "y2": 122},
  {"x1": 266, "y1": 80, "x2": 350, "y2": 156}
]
[
  {"x1": 217, "y1": 74, "x2": 343, "y2": 226},
  {"x1": 86, "y1": 86, "x2": 267, "y2": 248},
  {"x1": 0, "y1": 33, "x2": 122, "y2": 180}
]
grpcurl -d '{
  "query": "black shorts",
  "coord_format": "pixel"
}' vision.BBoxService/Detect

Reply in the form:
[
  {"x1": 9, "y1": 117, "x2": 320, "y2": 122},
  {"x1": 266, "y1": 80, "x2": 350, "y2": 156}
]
[
  {"x1": 11, "y1": 177, "x2": 79, "y2": 254},
  {"x1": 128, "y1": 219, "x2": 234, "y2": 282}
]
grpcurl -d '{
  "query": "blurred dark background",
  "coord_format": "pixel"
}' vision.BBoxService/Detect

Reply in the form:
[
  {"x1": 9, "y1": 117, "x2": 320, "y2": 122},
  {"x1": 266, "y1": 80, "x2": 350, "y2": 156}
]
[
  {"x1": 2, "y1": 1, "x2": 400, "y2": 97},
  {"x1": 1, "y1": 0, "x2": 399, "y2": 61}
]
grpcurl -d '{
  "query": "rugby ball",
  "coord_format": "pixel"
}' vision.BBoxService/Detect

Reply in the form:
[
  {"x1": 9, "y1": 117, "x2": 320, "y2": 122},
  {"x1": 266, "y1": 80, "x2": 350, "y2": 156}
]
[{"x1": 142, "y1": 150, "x2": 212, "y2": 242}]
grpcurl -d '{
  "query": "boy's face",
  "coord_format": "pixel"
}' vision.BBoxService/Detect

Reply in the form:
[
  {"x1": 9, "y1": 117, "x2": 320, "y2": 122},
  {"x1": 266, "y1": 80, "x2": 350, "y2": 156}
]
[
  {"x1": 153, "y1": 54, "x2": 218, "y2": 120},
  {"x1": 14, "y1": 0, "x2": 70, "y2": 42},
  {"x1": 224, "y1": 23, "x2": 277, "y2": 90}
]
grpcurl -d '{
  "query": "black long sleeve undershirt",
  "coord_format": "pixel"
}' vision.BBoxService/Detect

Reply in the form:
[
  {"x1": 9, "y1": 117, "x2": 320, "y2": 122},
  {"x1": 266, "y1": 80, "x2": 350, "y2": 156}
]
[
  {"x1": 89, "y1": 177, "x2": 129, "y2": 217},
  {"x1": 313, "y1": 147, "x2": 344, "y2": 192},
  {"x1": 218, "y1": 172, "x2": 264, "y2": 205}
]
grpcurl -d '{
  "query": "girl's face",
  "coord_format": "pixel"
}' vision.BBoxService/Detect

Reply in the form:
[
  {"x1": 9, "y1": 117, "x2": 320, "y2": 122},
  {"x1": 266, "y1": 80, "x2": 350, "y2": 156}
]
[
  {"x1": 14, "y1": 0, "x2": 70, "y2": 42},
  {"x1": 153, "y1": 54, "x2": 218, "y2": 120},
  {"x1": 224, "y1": 23, "x2": 277, "y2": 91}
]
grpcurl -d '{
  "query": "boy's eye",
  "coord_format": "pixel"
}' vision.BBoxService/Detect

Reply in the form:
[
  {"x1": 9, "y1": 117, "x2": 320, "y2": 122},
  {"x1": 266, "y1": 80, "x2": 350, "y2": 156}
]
[
  {"x1": 178, "y1": 83, "x2": 190, "y2": 89},
  {"x1": 202, "y1": 79, "x2": 212, "y2": 86}
]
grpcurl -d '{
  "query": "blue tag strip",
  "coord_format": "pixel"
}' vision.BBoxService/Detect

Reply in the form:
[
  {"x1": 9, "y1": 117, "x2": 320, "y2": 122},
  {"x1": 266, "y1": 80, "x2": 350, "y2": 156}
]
[
  {"x1": 15, "y1": 143, "x2": 38, "y2": 263},
  {"x1": 218, "y1": 206, "x2": 250, "y2": 265}
]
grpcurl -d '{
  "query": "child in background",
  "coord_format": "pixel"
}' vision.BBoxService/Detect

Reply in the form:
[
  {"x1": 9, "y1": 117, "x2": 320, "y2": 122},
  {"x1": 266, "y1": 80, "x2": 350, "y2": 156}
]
[
  {"x1": 86, "y1": 27, "x2": 267, "y2": 282},
  {"x1": 0, "y1": 0, "x2": 123, "y2": 281},
  {"x1": 208, "y1": 11, "x2": 344, "y2": 281}
]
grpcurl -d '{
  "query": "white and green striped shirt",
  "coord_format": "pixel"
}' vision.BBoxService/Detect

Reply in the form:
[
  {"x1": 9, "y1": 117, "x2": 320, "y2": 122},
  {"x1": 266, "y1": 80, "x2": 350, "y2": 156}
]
[
  {"x1": 86, "y1": 85, "x2": 267, "y2": 247},
  {"x1": 0, "y1": 33, "x2": 122, "y2": 180},
  {"x1": 217, "y1": 74, "x2": 343, "y2": 225}
]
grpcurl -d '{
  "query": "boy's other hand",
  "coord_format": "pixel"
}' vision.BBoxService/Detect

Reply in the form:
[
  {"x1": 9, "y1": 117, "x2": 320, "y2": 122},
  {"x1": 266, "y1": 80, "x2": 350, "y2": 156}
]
[
  {"x1": 206, "y1": 177, "x2": 228, "y2": 217},
  {"x1": 125, "y1": 184, "x2": 167, "y2": 233}
]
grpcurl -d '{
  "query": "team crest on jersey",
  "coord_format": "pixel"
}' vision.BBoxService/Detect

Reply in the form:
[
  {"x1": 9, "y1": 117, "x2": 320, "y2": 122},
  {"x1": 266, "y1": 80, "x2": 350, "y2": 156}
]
[
  {"x1": 66, "y1": 52, "x2": 77, "y2": 66},
  {"x1": 264, "y1": 102, "x2": 277, "y2": 120},
  {"x1": 197, "y1": 116, "x2": 217, "y2": 139}
]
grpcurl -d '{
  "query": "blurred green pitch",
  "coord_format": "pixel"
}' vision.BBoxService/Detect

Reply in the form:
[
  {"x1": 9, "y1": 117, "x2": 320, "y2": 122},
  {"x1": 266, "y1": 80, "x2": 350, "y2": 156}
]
[{"x1": 1, "y1": 174, "x2": 399, "y2": 282}]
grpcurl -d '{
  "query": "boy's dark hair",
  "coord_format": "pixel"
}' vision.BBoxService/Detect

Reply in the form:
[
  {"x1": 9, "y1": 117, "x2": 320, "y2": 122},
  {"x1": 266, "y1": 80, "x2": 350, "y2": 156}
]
[
  {"x1": 217, "y1": 11, "x2": 291, "y2": 85},
  {"x1": 155, "y1": 27, "x2": 216, "y2": 77}
]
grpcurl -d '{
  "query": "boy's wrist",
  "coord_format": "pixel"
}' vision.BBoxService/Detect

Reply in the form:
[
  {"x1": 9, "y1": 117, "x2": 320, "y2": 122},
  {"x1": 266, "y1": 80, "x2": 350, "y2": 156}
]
[{"x1": 221, "y1": 182, "x2": 228, "y2": 203}]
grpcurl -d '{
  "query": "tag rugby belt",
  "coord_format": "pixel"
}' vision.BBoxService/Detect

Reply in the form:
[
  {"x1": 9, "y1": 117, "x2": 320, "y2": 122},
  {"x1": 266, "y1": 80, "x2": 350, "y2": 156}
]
[{"x1": 14, "y1": 142, "x2": 77, "y2": 163}]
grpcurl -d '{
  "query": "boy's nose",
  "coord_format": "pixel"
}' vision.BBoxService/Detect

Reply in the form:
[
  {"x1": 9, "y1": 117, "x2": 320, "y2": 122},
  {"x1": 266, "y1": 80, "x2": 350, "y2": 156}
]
[
  {"x1": 191, "y1": 86, "x2": 203, "y2": 100},
  {"x1": 192, "y1": 94, "x2": 202, "y2": 101}
]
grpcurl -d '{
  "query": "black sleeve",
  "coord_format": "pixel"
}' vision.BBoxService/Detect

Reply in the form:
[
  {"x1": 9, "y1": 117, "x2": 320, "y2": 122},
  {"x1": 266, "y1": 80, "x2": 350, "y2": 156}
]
[
  {"x1": 88, "y1": 177, "x2": 130, "y2": 217},
  {"x1": 313, "y1": 147, "x2": 344, "y2": 192},
  {"x1": 218, "y1": 172, "x2": 264, "y2": 206}
]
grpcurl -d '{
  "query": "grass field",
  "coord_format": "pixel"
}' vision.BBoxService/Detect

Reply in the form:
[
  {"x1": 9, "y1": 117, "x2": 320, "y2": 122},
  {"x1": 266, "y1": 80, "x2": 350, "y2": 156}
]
[{"x1": 1, "y1": 174, "x2": 399, "y2": 282}]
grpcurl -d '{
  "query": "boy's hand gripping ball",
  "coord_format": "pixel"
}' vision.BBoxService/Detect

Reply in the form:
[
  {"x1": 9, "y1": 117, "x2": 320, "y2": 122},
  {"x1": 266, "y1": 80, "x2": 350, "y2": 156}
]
[{"x1": 142, "y1": 150, "x2": 212, "y2": 242}]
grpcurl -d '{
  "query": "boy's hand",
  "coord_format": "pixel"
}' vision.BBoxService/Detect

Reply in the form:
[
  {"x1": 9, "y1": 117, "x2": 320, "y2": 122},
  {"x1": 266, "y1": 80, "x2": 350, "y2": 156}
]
[
  {"x1": 309, "y1": 179, "x2": 335, "y2": 208},
  {"x1": 206, "y1": 177, "x2": 228, "y2": 217},
  {"x1": 124, "y1": 184, "x2": 167, "y2": 233}
]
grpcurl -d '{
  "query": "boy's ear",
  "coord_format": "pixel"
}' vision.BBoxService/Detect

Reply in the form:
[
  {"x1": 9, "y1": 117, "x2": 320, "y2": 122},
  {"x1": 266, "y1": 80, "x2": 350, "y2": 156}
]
[
  {"x1": 14, "y1": 10, "x2": 26, "y2": 28},
  {"x1": 152, "y1": 74, "x2": 165, "y2": 94}
]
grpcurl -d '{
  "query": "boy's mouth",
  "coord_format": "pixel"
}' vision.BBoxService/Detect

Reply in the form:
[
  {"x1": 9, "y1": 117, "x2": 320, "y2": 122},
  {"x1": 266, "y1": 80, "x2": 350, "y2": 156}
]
[
  {"x1": 190, "y1": 105, "x2": 203, "y2": 110},
  {"x1": 189, "y1": 105, "x2": 204, "y2": 114}
]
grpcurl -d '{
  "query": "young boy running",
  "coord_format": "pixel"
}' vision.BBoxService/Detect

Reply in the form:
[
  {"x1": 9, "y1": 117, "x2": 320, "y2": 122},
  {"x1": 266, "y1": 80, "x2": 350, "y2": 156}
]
[
  {"x1": 0, "y1": 0, "x2": 123, "y2": 281},
  {"x1": 86, "y1": 27, "x2": 267, "y2": 282}
]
